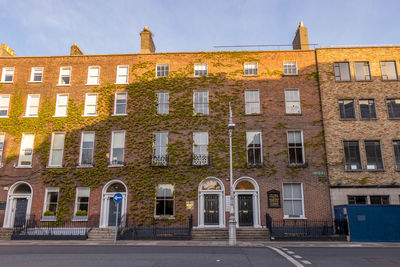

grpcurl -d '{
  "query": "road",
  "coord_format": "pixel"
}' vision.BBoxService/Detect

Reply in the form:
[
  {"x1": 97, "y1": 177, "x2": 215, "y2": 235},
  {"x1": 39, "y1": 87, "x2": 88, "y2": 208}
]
[{"x1": 0, "y1": 245, "x2": 399, "y2": 267}]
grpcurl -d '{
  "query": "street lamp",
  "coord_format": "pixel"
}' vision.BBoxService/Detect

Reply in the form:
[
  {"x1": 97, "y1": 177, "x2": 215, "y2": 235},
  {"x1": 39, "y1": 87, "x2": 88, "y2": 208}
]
[{"x1": 228, "y1": 102, "x2": 236, "y2": 246}]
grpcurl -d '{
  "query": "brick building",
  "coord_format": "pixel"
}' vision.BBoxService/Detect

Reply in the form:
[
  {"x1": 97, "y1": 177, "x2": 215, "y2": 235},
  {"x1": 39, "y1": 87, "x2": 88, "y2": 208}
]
[
  {"x1": 0, "y1": 24, "x2": 331, "y2": 235},
  {"x1": 316, "y1": 46, "x2": 400, "y2": 207}
]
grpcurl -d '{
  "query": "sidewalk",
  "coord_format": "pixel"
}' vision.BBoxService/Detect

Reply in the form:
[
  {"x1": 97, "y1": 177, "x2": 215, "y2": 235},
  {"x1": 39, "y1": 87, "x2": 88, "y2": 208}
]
[{"x1": 0, "y1": 240, "x2": 399, "y2": 247}]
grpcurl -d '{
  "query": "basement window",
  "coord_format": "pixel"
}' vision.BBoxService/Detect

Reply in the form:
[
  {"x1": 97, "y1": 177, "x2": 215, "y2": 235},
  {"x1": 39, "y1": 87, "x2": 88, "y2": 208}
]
[
  {"x1": 370, "y1": 195, "x2": 389, "y2": 205},
  {"x1": 347, "y1": 195, "x2": 367, "y2": 204}
]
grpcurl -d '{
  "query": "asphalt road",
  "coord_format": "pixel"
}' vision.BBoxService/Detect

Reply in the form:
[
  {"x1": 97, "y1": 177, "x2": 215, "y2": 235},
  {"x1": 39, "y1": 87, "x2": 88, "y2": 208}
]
[{"x1": 0, "y1": 245, "x2": 399, "y2": 267}]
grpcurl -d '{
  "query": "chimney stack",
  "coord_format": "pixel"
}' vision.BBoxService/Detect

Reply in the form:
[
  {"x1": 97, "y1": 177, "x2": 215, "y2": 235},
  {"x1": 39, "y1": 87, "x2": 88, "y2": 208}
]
[
  {"x1": 0, "y1": 43, "x2": 15, "y2": 56},
  {"x1": 70, "y1": 43, "x2": 84, "y2": 56},
  {"x1": 292, "y1": 21, "x2": 310, "y2": 50},
  {"x1": 140, "y1": 27, "x2": 155, "y2": 53}
]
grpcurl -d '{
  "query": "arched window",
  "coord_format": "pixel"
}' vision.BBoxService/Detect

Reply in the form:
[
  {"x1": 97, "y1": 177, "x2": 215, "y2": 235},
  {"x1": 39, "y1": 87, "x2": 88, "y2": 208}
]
[
  {"x1": 13, "y1": 184, "x2": 31, "y2": 194},
  {"x1": 235, "y1": 180, "x2": 255, "y2": 190},
  {"x1": 106, "y1": 182, "x2": 126, "y2": 193},
  {"x1": 201, "y1": 179, "x2": 222, "y2": 190}
]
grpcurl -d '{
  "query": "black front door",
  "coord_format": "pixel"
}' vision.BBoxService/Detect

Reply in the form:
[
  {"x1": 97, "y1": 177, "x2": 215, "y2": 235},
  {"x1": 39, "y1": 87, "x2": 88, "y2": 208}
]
[
  {"x1": 14, "y1": 198, "x2": 28, "y2": 227},
  {"x1": 204, "y1": 194, "x2": 219, "y2": 225},
  {"x1": 238, "y1": 194, "x2": 253, "y2": 226},
  {"x1": 108, "y1": 199, "x2": 122, "y2": 226}
]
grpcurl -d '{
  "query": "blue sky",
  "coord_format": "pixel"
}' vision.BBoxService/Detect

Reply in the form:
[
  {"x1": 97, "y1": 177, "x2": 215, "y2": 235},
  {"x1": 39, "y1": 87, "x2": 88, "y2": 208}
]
[{"x1": 0, "y1": 0, "x2": 399, "y2": 56}]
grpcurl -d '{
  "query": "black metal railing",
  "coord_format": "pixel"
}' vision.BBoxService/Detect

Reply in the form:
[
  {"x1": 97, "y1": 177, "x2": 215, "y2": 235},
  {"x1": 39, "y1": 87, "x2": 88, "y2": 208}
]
[
  {"x1": 119, "y1": 215, "x2": 193, "y2": 240},
  {"x1": 191, "y1": 154, "x2": 210, "y2": 166},
  {"x1": 151, "y1": 155, "x2": 169, "y2": 166}
]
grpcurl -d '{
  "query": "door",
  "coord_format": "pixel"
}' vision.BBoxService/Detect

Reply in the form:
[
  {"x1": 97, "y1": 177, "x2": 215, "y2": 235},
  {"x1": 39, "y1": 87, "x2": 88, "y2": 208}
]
[
  {"x1": 108, "y1": 199, "x2": 122, "y2": 226},
  {"x1": 204, "y1": 194, "x2": 219, "y2": 225},
  {"x1": 238, "y1": 194, "x2": 253, "y2": 226},
  {"x1": 14, "y1": 198, "x2": 28, "y2": 227}
]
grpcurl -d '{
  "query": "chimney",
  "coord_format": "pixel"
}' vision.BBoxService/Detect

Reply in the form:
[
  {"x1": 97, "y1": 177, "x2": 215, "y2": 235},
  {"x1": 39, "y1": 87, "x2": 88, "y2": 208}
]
[
  {"x1": 70, "y1": 43, "x2": 84, "y2": 56},
  {"x1": 140, "y1": 27, "x2": 155, "y2": 53},
  {"x1": 292, "y1": 21, "x2": 310, "y2": 50},
  {"x1": 0, "y1": 43, "x2": 16, "y2": 56}
]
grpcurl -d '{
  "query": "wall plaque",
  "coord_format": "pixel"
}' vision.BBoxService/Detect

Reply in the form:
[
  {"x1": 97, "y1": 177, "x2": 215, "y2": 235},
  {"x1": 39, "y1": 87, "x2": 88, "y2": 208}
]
[
  {"x1": 186, "y1": 201, "x2": 194, "y2": 210},
  {"x1": 267, "y1": 190, "x2": 281, "y2": 208}
]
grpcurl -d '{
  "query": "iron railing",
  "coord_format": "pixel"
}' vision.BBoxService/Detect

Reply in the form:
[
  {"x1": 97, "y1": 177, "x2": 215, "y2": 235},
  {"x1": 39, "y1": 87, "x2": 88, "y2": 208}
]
[
  {"x1": 151, "y1": 155, "x2": 168, "y2": 166},
  {"x1": 191, "y1": 154, "x2": 210, "y2": 166}
]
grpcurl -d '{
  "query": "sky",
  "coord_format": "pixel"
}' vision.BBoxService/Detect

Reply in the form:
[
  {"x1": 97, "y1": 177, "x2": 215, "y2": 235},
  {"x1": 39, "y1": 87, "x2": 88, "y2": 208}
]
[{"x1": 0, "y1": 0, "x2": 399, "y2": 56}]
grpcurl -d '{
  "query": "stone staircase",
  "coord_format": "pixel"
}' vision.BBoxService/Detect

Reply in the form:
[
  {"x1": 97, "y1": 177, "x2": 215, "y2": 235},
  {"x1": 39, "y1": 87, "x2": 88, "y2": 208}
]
[
  {"x1": 87, "y1": 228, "x2": 115, "y2": 241},
  {"x1": 0, "y1": 228, "x2": 14, "y2": 240},
  {"x1": 191, "y1": 228, "x2": 270, "y2": 241}
]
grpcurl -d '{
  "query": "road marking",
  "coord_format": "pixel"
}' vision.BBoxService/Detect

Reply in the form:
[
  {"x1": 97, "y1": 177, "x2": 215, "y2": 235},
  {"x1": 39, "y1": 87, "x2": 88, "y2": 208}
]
[
  {"x1": 301, "y1": 260, "x2": 312, "y2": 265},
  {"x1": 268, "y1": 246, "x2": 304, "y2": 267},
  {"x1": 294, "y1": 255, "x2": 302, "y2": 259},
  {"x1": 282, "y1": 248, "x2": 289, "y2": 251},
  {"x1": 287, "y1": 251, "x2": 295, "y2": 254}
]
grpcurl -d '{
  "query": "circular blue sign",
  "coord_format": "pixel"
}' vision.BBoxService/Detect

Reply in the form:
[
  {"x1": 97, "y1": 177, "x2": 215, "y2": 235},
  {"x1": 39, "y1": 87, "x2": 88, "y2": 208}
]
[{"x1": 113, "y1": 193, "x2": 123, "y2": 203}]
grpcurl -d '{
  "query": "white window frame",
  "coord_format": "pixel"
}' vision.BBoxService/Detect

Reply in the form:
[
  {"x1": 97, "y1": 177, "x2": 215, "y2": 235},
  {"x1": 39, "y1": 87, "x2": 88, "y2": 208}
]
[
  {"x1": 29, "y1": 67, "x2": 44, "y2": 82},
  {"x1": 109, "y1": 130, "x2": 125, "y2": 166},
  {"x1": 17, "y1": 133, "x2": 35, "y2": 168},
  {"x1": 1, "y1": 67, "x2": 14, "y2": 83},
  {"x1": 79, "y1": 132, "x2": 95, "y2": 167},
  {"x1": 153, "y1": 132, "x2": 168, "y2": 165},
  {"x1": 284, "y1": 89, "x2": 301, "y2": 114},
  {"x1": 246, "y1": 131, "x2": 263, "y2": 166},
  {"x1": 115, "y1": 65, "x2": 129, "y2": 84},
  {"x1": 245, "y1": 90, "x2": 260, "y2": 114},
  {"x1": 83, "y1": 93, "x2": 98, "y2": 116},
  {"x1": 54, "y1": 94, "x2": 68, "y2": 117},
  {"x1": 74, "y1": 187, "x2": 90, "y2": 220},
  {"x1": 287, "y1": 130, "x2": 305, "y2": 165},
  {"x1": 86, "y1": 66, "x2": 100, "y2": 85},
  {"x1": 244, "y1": 62, "x2": 258, "y2": 76},
  {"x1": 25, "y1": 94, "x2": 40, "y2": 117},
  {"x1": 155, "y1": 184, "x2": 175, "y2": 217},
  {"x1": 0, "y1": 133, "x2": 4, "y2": 168},
  {"x1": 283, "y1": 61, "x2": 298, "y2": 75},
  {"x1": 282, "y1": 183, "x2": 305, "y2": 219},
  {"x1": 156, "y1": 92, "x2": 169, "y2": 115},
  {"x1": 194, "y1": 63, "x2": 208, "y2": 77},
  {"x1": 42, "y1": 187, "x2": 59, "y2": 220},
  {"x1": 48, "y1": 132, "x2": 65, "y2": 167},
  {"x1": 58, "y1": 66, "x2": 72, "y2": 86},
  {"x1": 193, "y1": 91, "x2": 209, "y2": 115},
  {"x1": 156, "y1": 64, "x2": 169, "y2": 77},
  {"x1": 0, "y1": 94, "x2": 10, "y2": 118},
  {"x1": 113, "y1": 92, "x2": 127, "y2": 115},
  {"x1": 193, "y1": 132, "x2": 209, "y2": 166},
  {"x1": 380, "y1": 61, "x2": 398, "y2": 81}
]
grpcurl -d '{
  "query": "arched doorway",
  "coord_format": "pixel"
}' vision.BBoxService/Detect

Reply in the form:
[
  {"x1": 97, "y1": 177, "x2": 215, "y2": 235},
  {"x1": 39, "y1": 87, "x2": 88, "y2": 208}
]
[
  {"x1": 99, "y1": 180, "x2": 127, "y2": 228},
  {"x1": 3, "y1": 182, "x2": 33, "y2": 228},
  {"x1": 233, "y1": 177, "x2": 261, "y2": 228},
  {"x1": 198, "y1": 177, "x2": 225, "y2": 228}
]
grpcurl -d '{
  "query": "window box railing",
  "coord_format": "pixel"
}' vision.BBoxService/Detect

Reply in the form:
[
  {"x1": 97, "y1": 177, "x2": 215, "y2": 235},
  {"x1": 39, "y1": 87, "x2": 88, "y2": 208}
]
[
  {"x1": 191, "y1": 154, "x2": 210, "y2": 166},
  {"x1": 246, "y1": 161, "x2": 263, "y2": 168},
  {"x1": 287, "y1": 162, "x2": 308, "y2": 168},
  {"x1": 151, "y1": 155, "x2": 168, "y2": 166}
]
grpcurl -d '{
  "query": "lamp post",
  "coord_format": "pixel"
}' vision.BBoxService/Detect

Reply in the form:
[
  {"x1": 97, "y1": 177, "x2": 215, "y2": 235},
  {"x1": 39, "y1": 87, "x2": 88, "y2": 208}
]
[{"x1": 228, "y1": 102, "x2": 236, "y2": 246}]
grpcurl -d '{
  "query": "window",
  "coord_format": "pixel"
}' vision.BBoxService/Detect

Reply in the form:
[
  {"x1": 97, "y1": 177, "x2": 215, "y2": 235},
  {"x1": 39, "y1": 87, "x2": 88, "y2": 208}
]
[
  {"x1": 84, "y1": 93, "x2": 98, "y2": 116},
  {"x1": 359, "y1": 99, "x2": 376, "y2": 120},
  {"x1": 110, "y1": 131, "x2": 125, "y2": 166},
  {"x1": 393, "y1": 140, "x2": 400, "y2": 170},
  {"x1": 74, "y1": 188, "x2": 90, "y2": 218},
  {"x1": 157, "y1": 92, "x2": 169, "y2": 114},
  {"x1": 25, "y1": 94, "x2": 40, "y2": 117},
  {"x1": 381, "y1": 61, "x2": 398, "y2": 81},
  {"x1": 58, "y1": 67, "x2": 71, "y2": 85},
  {"x1": 285, "y1": 89, "x2": 301, "y2": 114},
  {"x1": 0, "y1": 94, "x2": 10, "y2": 117},
  {"x1": 193, "y1": 132, "x2": 208, "y2": 166},
  {"x1": 343, "y1": 141, "x2": 362, "y2": 171},
  {"x1": 116, "y1": 65, "x2": 129, "y2": 84},
  {"x1": 193, "y1": 91, "x2": 209, "y2": 115},
  {"x1": 153, "y1": 132, "x2": 168, "y2": 166},
  {"x1": 283, "y1": 183, "x2": 304, "y2": 218},
  {"x1": 194, "y1": 63, "x2": 208, "y2": 77},
  {"x1": 354, "y1": 62, "x2": 371, "y2": 81},
  {"x1": 364, "y1": 140, "x2": 384, "y2": 170},
  {"x1": 0, "y1": 133, "x2": 4, "y2": 167},
  {"x1": 244, "y1": 62, "x2": 258, "y2": 75},
  {"x1": 43, "y1": 188, "x2": 59, "y2": 217},
  {"x1": 155, "y1": 184, "x2": 174, "y2": 216},
  {"x1": 54, "y1": 94, "x2": 68, "y2": 117},
  {"x1": 245, "y1": 90, "x2": 260, "y2": 114},
  {"x1": 334, "y1": 62, "x2": 351, "y2": 81},
  {"x1": 48, "y1": 132, "x2": 65, "y2": 167},
  {"x1": 370, "y1": 195, "x2": 389, "y2": 205},
  {"x1": 114, "y1": 92, "x2": 127, "y2": 115},
  {"x1": 283, "y1": 61, "x2": 298, "y2": 75},
  {"x1": 287, "y1": 131, "x2": 304, "y2": 165},
  {"x1": 386, "y1": 99, "x2": 400, "y2": 119},
  {"x1": 79, "y1": 132, "x2": 95, "y2": 166},
  {"x1": 338, "y1": 99, "x2": 355, "y2": 120},
  {"x1": 87, "y1": 66, "x2": 100, "y2": 85},
  {"x1": 156, "y1": 64, "x2": 169, "y2": 77},
  {"x1": 1, "y1": 67, "x2": 14, "y2": 82},
  {"x1": 30, "y1": 67, "x2": 43, "y2": 82},
  {"x1": 348, "y1": 195, "x2": 367, "y2": 204},
  {"x1": 18, "y1": 134, "x2": 35, "y2": 167},
  {"x1": 246, "y1": 131, "x2": 262, "y2": 166}
]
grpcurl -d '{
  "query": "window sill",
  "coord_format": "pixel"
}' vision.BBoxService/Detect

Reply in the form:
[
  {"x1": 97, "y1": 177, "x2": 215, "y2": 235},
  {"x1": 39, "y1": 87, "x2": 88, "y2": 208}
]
[
  {"x1": 108, "y1": 164, "x2": 125, "y2": 168},
  {"x1": 283, "y1": 215, "x2": 307, "y2": 220},
  {"x1": 193, "y1": 75, "x2": 208, "y2": 78},
  {"x1": 112, "y1": 114, "x2": 127, "y2": 116},
  {"x1": 355, "y1": 79, "x2": 373, "y2": 82},
  {"x1": 366, "y1": 169, "x2": 385, "y2": 172},
  {"x1": 23, "y1": 116, "x2": 39, "y2": 118},
  {"x1": 339, "y1": 118, "x2": 356, "y2": 121},
  {"x1": 245, "y1": 113, "x2": 261, "y2": 116},
  {"x1": 387, "y1": 118, "x2": 400, "y2": 120},
  {"x1": 0, "y1": 81, "x2": 13, "y2": 84},
  {"x1": 335, "y1": 80, "x2": 352, "y2": 83},
  {"x1": 246, "y1": 162, "x2": 264, "y2": 168},
  {"x1": 72, "y1": 216, "x2": 88, "y2": 221},
  {"x1": 243, "y1": 74, "x2": 259, "y2": 77},
  {"x1": 77, "y1": 165, "x2": 93, "y2": 168},
  {"x1": 28, "y1": 81, "x2": 43, "y2": 83},
  {"x1": 283, "y1": 73, "x2": 298, "y2": 76},
  {"x1": 344, "y1": 169, "x2": 363, "y2": 172},
  {"x1": 360, "y1": 118, "x2": 378, "y2": 121},
  {"x1": 114, "y1": 82, "x2": 129, "y2": 85},
  {"x1": 82, "y1": 115, "x2": 98, "y2": 117},
  {"x1": 52, "y1": 115, "x2": 67, "y2": 118},
  {"x1": 56, "y1": 84, "x2": 71, "y2": 86},
  {"x1": 193, "y1": 114, "x2": 209, "y2": 117},
  {"x1": 154, "y1": 216, "x2": 175, "y2": 219},
  {"x1": 41, "y1": 216, "x2": 56, "y2": 222},
  {"x1": 287, "y1": 162, "x2": 308, "y2": 168},
  {"x1": 85, "y1": 83, "x2": 100, "y2": 86},
  {"x1": 0, "y1": 116, "x2": 9, "y2": 118},
  {"x1": 382, "y1": 79, "x2": 399, "y2": 82},
  {"x1": 14, "y1": 165, "x2": 32, "y2": 169},
  {"x1": 285, "y1": 113, "x2": 302, "y2": 116},
  {"x1": 46, "y1": 166, "x2": 63, "y2": 169}
]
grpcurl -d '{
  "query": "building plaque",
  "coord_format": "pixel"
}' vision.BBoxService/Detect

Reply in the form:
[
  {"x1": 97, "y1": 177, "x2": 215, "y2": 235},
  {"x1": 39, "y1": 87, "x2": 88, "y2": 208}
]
[
  {"x1": 267, "y1": 190, "x2": 281, "y2": 208},
  {"x1": 186, "y1": 201, "x2": 194, "y2": 210}
]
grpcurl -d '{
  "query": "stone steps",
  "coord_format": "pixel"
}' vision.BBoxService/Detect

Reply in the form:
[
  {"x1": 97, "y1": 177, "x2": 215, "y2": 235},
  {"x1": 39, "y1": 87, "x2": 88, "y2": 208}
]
[
  {"x1": 0, "y1": 228, "x2": 14, "y2": 240},
  {"x1": 192, "y1": 228, "x2": 270, "y2": 241},
  {"x1": 87, "y1": 228, "x2": 115, "y2": 241}
]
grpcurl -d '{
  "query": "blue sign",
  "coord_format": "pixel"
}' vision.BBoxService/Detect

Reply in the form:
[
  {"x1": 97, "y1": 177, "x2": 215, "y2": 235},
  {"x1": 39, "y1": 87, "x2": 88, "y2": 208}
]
[{"x1": 113, "y1": 193, "x2": 123, "y2": 203}]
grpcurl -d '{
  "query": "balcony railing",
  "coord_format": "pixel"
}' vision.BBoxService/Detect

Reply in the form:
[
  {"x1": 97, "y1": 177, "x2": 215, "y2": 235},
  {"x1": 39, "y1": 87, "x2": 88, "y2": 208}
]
[
  {"x1": 192, "y1": 154, "x2": 209, "y2": 166},
  {"x1": 151, "y1": 155, "x2": 168, "y2": 166}
]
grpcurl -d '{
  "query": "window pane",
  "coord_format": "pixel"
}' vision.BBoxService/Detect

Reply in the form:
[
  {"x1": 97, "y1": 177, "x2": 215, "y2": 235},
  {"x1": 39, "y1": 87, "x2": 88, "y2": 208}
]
[
  {"x1": 343, "y1": 141, "x2": 362, "y2": 170},
  {"x1": 365, "y1": 140, "x2": 384, "y2": 170},
  {"x1": 393, "y1": 141, "x2": 400, "y2": 170}
]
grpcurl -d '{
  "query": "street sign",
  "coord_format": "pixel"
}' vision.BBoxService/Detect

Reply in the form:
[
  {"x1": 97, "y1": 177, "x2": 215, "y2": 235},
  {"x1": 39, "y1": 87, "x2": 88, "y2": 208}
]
[
  {"x1": 312, "y1": 171, "x2": 326, "y2": 175},
  {"x1": 113, "y1": 193, "x2": 123, "y2": 203}
]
